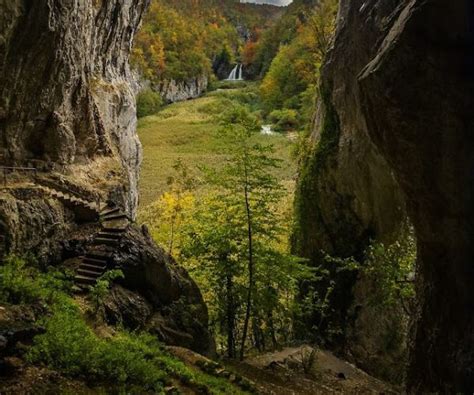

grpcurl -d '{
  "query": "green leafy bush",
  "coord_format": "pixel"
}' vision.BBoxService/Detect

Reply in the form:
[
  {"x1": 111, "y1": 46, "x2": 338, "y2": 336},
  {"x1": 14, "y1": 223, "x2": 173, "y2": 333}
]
[
  {"x1": 27, "y1": 302, "x2": 167, "y2": 391},
  {"x1": 363, "y1": 226, "x2": 416, "y2": 312},
  {"x1": 137, "y1": 89, "x2": 163, "y2": 118},
  {"x1": 2, "y1": 255, "x2": 246, "y2": 393},
  {"x1": 28, "y1": 299, "x2": 247, "y2": 393},
  {"x1": 89, "y1": 269, "x2": 124, "y2": 314},
  {"x1": 0, "y1": 255, "x2": 72, "y2": 304},
  {"x1": 268, "y1": 109, "x2": 299, "y2": 131}
]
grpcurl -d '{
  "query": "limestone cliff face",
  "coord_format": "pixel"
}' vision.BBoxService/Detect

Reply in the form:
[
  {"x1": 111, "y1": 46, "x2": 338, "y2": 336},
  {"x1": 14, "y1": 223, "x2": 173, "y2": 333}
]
[
  {"x1": 0, "y1": 0, "x2": 215, "y2": 358},
  {"x1": 0, "y1": 0, "x2": 150, "y2": 217},
  {"x1": 136, "y1": 74, "x2": 209, "y2": 104},
  {"x1": 293, "y1": 0, "x2": 407, "y2": 381},
  {"x1": 357, "y1": 1, "x2": 474, "y2": 391},
  {"x1": 297, "y1": 0, "x2": 474, "y2": 391},
  {"x1": 159, "y1": 76, "x2": 209, "y2": 103}
]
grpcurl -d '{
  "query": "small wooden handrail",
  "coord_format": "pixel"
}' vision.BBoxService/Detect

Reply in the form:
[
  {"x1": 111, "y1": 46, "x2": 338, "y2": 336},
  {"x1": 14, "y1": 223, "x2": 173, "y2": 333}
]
[
  {"x1": 0, "y1": 167, "x2": 102, "y2": 211},
  {"x1": 1, "y1": 166, "x2": 38, "y2": 186},
  {"x1": 0, "y1": 166, "x2": 37, "y2": 171}
]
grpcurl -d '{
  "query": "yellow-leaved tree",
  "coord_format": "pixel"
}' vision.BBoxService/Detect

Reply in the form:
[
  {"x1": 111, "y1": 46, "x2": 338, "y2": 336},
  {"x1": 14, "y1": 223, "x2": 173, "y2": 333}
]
[{"x1": 139, "y1": 159, "x2": 197, "y2": 257}]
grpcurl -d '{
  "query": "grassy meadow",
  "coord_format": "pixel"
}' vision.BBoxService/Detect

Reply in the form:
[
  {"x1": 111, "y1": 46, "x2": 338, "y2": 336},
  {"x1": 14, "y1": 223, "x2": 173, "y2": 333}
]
[{"x1": 137, "y1": 86, "x2": 297, "y2": 211}]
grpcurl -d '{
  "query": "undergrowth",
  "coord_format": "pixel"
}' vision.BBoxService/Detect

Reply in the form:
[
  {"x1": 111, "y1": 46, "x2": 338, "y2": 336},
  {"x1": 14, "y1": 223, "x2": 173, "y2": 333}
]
[{"x1": 0, "y1": 255, "x2": 248, "y2": 394}]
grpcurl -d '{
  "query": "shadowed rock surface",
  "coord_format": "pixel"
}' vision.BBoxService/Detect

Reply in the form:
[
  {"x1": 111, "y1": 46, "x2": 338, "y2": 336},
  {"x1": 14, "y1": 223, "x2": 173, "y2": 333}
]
[
  {"x1": 293, "y1": 0, "x2": 407, "y2": 382},
  {"x1": 296, "y1": 0, "x2": 474, "y2": 391},
  {"x1": 357, "y1": 1, "x2": 474, "y2": 391},
  {"x1": 102, "y1": 226, "x2": 214, "y2": 355},
  {"x1": 0, "y1": 0, "x2": 150, "y2": 217},
  {"x1": 0, "y1": 0, "x2": 213, "y2": 360}
]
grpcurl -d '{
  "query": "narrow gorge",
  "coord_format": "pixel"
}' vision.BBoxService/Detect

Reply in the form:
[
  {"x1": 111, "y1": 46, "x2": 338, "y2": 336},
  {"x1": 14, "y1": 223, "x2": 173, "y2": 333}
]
[{"x1": 1, "y1": 0, "x2": 473, "y2": 393}]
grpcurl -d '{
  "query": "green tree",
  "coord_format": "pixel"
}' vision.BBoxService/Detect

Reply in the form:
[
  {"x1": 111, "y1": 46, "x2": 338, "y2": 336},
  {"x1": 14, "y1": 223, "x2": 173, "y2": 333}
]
[
  {"x1": 259, "y1": 0, "x2": 338, "y2": 127},
  {"x1": 181, "y1": 193, "x2": 245, "y2": 358},
  {"x1": 182, "y1": 105, "x2": 310, "y2": 359}
]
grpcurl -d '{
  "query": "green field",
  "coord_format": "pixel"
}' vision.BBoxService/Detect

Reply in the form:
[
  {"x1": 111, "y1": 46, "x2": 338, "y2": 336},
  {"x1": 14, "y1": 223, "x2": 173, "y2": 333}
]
[{"x1": 137, "y1": 87, "x2": 297, "y2": 211}]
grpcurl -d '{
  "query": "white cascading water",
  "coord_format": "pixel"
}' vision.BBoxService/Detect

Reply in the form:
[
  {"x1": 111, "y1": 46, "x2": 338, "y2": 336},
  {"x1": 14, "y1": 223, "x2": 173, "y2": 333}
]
[
  {"x1": 261, "y1": 125, "x2": 274, "y2": 135},
  {"x1": 226, "y1": 64, "x2": 244, "y2": 81}
]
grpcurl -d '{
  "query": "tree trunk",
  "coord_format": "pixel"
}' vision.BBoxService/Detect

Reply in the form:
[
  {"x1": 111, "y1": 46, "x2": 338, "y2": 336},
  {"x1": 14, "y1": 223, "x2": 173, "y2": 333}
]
[
  {"x1": 252, "y1": 317, "x2": 263, "y2": 352},
  {"x1": 268, "y1": 311, "x2": 278, "y2": 350},
  {"x1": 226, "y1": 273, "x2": 236, "y2": 358},
  {"x1": 240, "y1": 182, "x2": 254, "y2": 360},
  {"x1": 168, "y1": 215, "x2": 176, "y2": 256}
]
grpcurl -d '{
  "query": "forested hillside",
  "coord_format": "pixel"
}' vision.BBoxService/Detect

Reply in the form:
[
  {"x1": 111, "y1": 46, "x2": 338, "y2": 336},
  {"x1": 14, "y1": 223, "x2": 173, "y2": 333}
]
[{"x1": 132, "y1": 0, "x2": 282, "y2": 84}]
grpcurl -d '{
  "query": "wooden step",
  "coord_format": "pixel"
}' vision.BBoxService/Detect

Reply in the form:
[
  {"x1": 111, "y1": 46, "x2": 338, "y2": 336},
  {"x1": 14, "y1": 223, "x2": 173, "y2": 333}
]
[
  {"x1": 97, "y1": 232, "x2": 122, "y2": 240},
  {"x1": 101, "y1": 207, "x2": 120, "y2": 217},
  {"x1": 92, "y1": 237, "x2": 119, "y2": 246},
  {"x1": 85, "y1": 252, "x2": 113, "y2": 261},
  {"x1": 77, "y1": 268, "x2": 103, "y2": 277},
  {"x1": 101, "y1": 227, "x2": 127, "y2": 233},
  {"x1": 74, "y1": 274, "x2": 97, "y2": 285},
  {"x1": 80, "y1": 263, "x2": 106, "y2": 272},
  {"x1": 102, "y1": 222, "x2": 128, "y2": 232},
  {"x1": 82, "y1": 256, "x2": 108, "y2": 265},
  {"x1": 101, "y1": 213, "x2": 128, "y2": 222}
]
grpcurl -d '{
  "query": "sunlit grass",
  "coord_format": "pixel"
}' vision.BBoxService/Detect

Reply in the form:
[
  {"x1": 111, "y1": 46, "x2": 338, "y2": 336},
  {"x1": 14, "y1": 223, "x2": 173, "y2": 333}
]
[{"x1": 137, "y1": 89, "x2": 296, "y2": 209}]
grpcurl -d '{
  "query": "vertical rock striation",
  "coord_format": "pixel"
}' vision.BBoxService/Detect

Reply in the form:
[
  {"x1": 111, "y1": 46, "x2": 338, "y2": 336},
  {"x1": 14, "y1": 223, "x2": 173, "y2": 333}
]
[
  {"x1": 293, "y1": 0, "x2": 407, "y2": 380},
  {"x1": 357, "y1": 1, "x2": 474, "y2": 391},
  {"x1": 0, "y1": 0, "x2": 215, "y2": 358},
  {"x1": 297, "y1": 0, "x2": 474, "y2": 391},
  {"x1": 0, "y1": 0, "x2": 150, "y2": 217}
]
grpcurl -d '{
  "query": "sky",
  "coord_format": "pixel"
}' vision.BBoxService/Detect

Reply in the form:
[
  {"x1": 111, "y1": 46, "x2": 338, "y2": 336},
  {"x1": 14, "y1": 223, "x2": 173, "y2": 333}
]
[{"x1": 240, "y1": 0, "x2": 293, "y2": 6}]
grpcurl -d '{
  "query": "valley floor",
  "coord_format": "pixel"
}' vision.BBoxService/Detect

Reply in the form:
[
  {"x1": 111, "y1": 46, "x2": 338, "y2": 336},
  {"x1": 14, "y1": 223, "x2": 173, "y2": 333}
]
[
  {"x1": 137, "y1": 85, "x2": 296, "y2": 209},
  {"x1": 135, "y1": 87, "x2": 398, "y2": 394}
]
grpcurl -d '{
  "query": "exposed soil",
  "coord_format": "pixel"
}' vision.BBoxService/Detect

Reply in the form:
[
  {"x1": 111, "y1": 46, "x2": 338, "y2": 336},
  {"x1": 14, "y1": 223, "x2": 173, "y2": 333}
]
[{"x1": 228, "y1": 346, "x2": 399, "y2": 394}]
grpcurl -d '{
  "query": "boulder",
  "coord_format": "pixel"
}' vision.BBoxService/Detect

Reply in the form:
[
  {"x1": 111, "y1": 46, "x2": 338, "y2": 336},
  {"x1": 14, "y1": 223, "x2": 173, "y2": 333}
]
[
  {"x1": 103, "y1": 284, "x2": 153, "y2": 330},
  {"x1": 101, "y1": 226, "x2": 214, "y2": 356}
]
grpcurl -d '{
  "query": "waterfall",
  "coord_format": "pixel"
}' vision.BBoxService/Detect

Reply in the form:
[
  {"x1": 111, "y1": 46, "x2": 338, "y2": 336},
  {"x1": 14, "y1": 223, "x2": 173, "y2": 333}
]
[
  {"x1": 227, "y1": 64, "x2": 238, "y2": 80},
  {"x1": 226, "y1": 64, "x2": 244, "y2": 81}
]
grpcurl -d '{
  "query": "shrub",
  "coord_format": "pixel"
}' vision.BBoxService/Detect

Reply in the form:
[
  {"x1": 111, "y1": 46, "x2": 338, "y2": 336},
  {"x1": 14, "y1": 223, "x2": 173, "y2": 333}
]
[
  {"x1": 363, "y1": 225, "x2": 416, "y2": 312},
  {"x1": 268, "y1": 109, "x2": 299, "y2": 131},
  {"x1": 28, "y1": 301, "x2": 168, "y2": 391},
  {"x1": 27, "y1": 296, "x2": 246, "y2": 393},
  {"x1": 89, "y1": 269, "x2": 124, "y2": 315},
  {"x1": 0, "y1": 255, "x2": 72, "y2": 304},
  {"x1": 137, "y1": 89, "x2": 163, "y2": 118}
]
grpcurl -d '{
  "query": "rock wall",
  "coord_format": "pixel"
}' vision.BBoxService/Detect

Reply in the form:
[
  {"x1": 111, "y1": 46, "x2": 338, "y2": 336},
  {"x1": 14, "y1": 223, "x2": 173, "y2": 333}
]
[
  {"x1": 297, "y1": 0, "x2": 474, "y2": 391},
  {"x1": 0, "y1": 0, "x2": 149, "y2": 217},
  {"x1": 0, "y1": 0, "x2": 214, "y2": 358},
  {"x1": 0, "y1": 187, "x2": 74, "y2": 266},
  {"x1": 357, "y1": 1, "x2": 474, "y2": 391},
  {"x1": 293, "y1": 0, "x2": 407, "y2": 381},
  {"x1": 159, "y1": 76, "x2": 209, "y2": 103}
]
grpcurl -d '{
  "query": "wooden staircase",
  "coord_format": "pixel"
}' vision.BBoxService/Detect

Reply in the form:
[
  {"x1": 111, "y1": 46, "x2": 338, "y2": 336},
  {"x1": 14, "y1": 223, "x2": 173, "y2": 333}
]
[
  {"x1": 40, "y1": 185, "x2": 101, "y2": 222},
  {"x1": 74, "y1": 205, "x2": 130, "y2": 289}
]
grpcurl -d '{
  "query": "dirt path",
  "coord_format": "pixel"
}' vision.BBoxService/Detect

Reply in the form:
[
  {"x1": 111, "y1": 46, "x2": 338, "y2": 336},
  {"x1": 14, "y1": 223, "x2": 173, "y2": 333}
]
[{"x1": 228, "y1": 346, "x2": 399, "y2": 394}]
